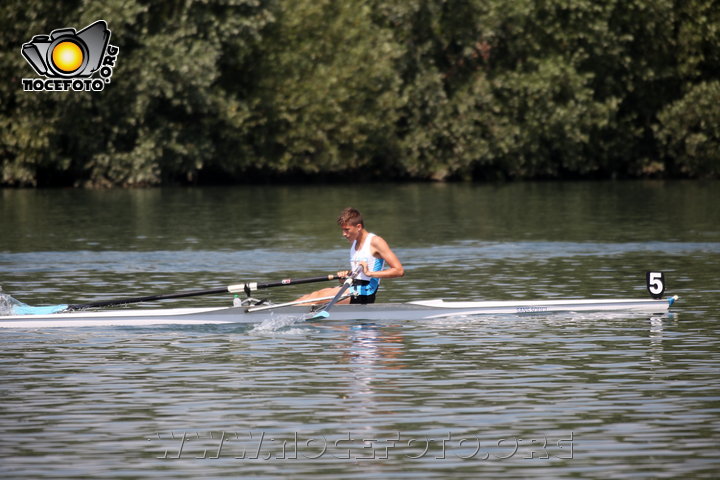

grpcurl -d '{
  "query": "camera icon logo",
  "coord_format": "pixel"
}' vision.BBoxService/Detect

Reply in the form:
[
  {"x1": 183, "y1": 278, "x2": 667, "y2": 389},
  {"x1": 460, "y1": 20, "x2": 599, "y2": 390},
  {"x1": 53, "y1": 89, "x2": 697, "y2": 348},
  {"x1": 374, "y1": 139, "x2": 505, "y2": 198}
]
[{"x1": 21, "y1": 20, "x2": 119, "y2": 92}]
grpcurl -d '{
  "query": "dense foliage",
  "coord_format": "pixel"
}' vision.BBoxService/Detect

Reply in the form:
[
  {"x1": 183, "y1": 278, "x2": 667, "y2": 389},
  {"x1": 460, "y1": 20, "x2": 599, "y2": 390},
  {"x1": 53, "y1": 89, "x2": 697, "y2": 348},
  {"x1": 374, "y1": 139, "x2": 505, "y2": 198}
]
[{"x1": 1, "y1": 0, "x2": 718, "y2": 186}]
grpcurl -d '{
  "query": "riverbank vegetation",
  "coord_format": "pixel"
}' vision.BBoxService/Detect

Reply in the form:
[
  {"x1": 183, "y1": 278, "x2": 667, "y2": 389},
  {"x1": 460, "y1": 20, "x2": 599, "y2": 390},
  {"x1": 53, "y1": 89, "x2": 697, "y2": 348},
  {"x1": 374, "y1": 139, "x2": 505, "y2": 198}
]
[{"x1": 2, "y1": 0, "x2": 718, "y2": 187}]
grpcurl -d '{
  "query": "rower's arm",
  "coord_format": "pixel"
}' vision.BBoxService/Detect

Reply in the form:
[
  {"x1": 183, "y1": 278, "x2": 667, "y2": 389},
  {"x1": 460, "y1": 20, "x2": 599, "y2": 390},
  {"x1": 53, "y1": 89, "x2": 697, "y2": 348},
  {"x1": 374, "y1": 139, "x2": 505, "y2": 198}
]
[{"x1": 367, "y1": 236, "x2": 404, "y2": 279}]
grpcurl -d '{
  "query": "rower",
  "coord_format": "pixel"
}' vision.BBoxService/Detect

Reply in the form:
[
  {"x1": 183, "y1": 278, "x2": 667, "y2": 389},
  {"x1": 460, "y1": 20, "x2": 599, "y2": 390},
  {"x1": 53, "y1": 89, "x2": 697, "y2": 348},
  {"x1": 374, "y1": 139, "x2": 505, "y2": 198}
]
[{"x1": 295, "y1": 207, "x2": 404, "y2": 304}]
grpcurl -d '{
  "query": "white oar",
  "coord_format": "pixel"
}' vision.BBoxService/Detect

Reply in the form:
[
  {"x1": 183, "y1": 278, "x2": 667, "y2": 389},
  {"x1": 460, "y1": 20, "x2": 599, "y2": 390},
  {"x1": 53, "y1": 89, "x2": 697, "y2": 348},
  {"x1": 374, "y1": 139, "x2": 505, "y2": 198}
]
[{"x1": 306, "y1": 265, "x2": 363, "y2": 320}]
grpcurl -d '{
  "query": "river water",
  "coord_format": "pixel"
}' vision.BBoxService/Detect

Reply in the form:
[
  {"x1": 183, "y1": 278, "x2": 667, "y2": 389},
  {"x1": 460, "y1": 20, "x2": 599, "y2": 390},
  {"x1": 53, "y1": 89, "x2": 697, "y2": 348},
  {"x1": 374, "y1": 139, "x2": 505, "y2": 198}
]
[{"x1": 1, "y1": 181, "x2": 719, "y2": 479}]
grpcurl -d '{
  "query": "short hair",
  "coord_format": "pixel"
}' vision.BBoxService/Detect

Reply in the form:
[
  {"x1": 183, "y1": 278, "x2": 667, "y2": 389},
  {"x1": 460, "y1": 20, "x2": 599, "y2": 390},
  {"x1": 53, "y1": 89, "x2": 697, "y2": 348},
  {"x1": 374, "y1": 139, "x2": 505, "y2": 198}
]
[{"x1": 337, "y1": 207, "x2": 364, "y2": 227}]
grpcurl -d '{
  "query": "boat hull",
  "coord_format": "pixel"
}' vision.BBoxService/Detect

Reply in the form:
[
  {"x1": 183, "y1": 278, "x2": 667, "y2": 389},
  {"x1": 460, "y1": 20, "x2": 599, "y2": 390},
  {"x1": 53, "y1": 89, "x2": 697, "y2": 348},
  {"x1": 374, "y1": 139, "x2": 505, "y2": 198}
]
[{"x1": 0, "y1": 297, "x2": 677, "y2": 328}]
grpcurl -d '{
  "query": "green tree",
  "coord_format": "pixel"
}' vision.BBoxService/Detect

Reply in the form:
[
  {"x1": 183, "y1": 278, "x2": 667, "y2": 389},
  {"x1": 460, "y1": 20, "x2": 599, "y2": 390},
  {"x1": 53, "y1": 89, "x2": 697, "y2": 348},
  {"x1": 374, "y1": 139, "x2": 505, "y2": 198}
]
[
  {"x1": 1, "y1": 0, "x2": 718, "y2": 186},
  {"x1": 248, "y1": 0, "x2": 404, "y2": 178},
  {"x1": 656, "y1": 80, "x2": 720, "y2": 177},
  {"x1": 0, "y1": 0, "x2": 79, "y2": 186},
  {"x1": 654, "y1": 0, "x2": 720, "y2": 177},
  {"x1": 380, "y1": 0, "x2": 620, "y2": 179},
  {"x1": 1, "y1": 0, "x2": 271, "y2": 186}
]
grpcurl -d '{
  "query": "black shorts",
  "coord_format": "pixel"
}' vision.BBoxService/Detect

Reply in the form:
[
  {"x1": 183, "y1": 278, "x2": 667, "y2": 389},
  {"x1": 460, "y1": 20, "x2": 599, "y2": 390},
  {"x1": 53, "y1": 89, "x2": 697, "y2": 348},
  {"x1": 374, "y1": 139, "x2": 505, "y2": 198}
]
[
  {"x1": 350, "y1": 292, "x2": 376, "y2": 304},
  {"x1": 349, "y1": 279, "x2": 378, "y2": 304}
]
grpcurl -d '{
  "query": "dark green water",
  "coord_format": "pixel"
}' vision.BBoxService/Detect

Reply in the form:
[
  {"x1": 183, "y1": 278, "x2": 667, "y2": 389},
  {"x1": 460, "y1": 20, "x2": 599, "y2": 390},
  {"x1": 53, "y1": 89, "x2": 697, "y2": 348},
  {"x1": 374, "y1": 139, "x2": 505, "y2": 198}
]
[{"x1": 1, "y1": 181, "x2": 719, "y2": 478}]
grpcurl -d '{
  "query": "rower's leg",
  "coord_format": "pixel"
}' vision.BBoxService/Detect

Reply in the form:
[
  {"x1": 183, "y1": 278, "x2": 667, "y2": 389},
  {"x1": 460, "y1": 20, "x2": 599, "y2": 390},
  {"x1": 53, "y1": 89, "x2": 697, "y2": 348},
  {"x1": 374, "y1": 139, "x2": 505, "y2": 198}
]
[{"x1": 294, "y1": 286, "x2": 351, "y2": 305}]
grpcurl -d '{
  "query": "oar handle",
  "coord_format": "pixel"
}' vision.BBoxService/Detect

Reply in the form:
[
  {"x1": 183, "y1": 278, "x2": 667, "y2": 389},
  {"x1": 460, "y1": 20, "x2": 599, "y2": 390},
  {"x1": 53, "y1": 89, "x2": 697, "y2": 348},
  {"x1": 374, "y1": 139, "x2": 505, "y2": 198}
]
[{"x1": 232, "y1": 274, "x2": 339, "y2": 296}]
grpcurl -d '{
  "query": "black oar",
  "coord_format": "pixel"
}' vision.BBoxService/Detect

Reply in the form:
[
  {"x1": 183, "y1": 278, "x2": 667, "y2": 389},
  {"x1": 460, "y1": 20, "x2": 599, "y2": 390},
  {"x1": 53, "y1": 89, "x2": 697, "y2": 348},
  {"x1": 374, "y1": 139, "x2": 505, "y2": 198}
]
[
  {"x1": 307, "y1": 266, "x2": 363, "y2": 320},
  {"x1": 13, "y1": 274, "x2": 340, "y2": 315}
]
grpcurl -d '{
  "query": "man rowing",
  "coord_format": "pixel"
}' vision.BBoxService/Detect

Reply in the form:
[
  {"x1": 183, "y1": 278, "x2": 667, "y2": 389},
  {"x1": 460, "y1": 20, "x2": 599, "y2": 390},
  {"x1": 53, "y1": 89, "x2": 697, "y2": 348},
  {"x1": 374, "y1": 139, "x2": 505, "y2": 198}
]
[{"x1": 296, "y1": 207, "x2": 404, "y2": 304}]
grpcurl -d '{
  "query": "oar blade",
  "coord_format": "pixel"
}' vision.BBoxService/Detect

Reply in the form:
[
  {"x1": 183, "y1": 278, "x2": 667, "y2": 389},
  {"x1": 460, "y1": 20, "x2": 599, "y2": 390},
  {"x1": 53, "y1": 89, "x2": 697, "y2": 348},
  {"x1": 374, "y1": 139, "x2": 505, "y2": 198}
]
[
  {"x1": 12, "y1": 304, "x2": 69, "y2": 315},
  {"x1": 306, "y1": 310, "x2": 330, "y2": 321}
]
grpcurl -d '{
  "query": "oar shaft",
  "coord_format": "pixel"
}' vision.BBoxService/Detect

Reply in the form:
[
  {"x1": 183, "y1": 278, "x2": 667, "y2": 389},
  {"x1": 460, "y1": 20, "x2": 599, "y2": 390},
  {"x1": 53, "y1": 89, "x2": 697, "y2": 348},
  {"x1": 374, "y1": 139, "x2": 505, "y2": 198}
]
[
  {"x1": 68, "y1": 287, "x2": 230, "y2": 310},
  {"x1": 233, "y1": 275, "x2": 338, "y2": 294},
  {"x1": 66, "y1": 274, "x2": 339, "y2": 311}
]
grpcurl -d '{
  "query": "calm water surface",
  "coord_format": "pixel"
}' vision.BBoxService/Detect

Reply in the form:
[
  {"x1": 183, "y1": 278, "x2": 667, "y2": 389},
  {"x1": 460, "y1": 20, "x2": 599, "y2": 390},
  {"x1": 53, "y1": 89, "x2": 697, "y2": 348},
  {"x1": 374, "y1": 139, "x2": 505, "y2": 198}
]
[{"x1": 1, "y1": 181, "x2": 719, "y2": 479}]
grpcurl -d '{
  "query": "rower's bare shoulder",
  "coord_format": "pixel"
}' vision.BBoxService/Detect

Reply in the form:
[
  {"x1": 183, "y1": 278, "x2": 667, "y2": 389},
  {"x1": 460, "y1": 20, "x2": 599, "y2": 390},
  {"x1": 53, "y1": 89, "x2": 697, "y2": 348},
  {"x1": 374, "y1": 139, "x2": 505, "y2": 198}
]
[
  {"x1": 370, "y1": 234, "x2": 390, "y2": 249},
  {"x1": 370, "y1": 234, "x2": 396, "y2": 256}
]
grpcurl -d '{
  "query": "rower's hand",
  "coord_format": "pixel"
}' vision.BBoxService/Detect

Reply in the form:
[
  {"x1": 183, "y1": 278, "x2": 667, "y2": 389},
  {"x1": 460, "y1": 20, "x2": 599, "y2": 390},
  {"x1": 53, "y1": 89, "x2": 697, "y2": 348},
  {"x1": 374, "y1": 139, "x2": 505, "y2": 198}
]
[{"x1": 337, "y1": 270, "x2": 350, "y2": 280}]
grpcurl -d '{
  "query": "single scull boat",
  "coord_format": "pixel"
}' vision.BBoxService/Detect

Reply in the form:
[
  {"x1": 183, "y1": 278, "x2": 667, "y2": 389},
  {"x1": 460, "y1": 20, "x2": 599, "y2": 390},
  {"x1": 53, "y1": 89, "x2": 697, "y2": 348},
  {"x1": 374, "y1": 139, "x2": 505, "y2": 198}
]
[
  {"x1": 0, "y1": 271, "x2": 677, "y2": 328},
  {"x1": 0, "y1": 296, "x2": 678, "y2": 328}
]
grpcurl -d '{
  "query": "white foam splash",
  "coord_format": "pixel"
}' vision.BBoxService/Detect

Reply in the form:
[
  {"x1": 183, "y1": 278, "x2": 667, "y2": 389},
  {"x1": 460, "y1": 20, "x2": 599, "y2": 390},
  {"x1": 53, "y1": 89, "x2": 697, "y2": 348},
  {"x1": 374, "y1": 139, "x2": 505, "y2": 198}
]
[
  {"x1": 0, "y1": 293, "x2": 24, "y2": 316},
  {"x1": 249, "y1": 314, "x2": 305, "y2": 335}
]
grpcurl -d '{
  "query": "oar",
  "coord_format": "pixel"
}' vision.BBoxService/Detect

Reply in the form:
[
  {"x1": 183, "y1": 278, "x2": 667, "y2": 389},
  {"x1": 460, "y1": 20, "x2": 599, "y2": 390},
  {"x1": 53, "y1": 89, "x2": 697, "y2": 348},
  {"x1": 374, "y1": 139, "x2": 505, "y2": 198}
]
[
  {"x1": 307, "y1": 265, "x2": 363, "y2": 320},
  {"x1": 12, "y1": 274, "x2": 340, "y2": 315}
]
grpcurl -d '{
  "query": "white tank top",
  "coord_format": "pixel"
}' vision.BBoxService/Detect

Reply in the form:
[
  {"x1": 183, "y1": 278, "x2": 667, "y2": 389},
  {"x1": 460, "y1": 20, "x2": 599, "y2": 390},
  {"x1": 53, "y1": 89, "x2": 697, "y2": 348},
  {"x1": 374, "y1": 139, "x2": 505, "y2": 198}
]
[{"x1": 350, "y1": 233, "x2": 384, "y2": 295}]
